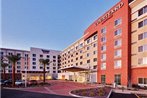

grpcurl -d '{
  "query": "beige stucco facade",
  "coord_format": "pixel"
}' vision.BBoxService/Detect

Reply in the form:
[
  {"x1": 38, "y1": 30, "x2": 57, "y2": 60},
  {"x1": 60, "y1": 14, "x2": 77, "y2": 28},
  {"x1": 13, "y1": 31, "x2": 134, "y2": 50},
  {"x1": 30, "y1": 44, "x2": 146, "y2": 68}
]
[{"x1": 58, "y1": 33, "x2": 98, "y2": 83}]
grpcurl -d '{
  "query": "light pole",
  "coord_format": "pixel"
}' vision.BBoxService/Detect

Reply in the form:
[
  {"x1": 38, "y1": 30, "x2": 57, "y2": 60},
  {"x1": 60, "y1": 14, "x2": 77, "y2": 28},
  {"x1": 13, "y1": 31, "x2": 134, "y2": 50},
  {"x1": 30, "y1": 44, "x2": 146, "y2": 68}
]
[{"x1": 23, "y1": 55, "x2": 28, "y2": 88}]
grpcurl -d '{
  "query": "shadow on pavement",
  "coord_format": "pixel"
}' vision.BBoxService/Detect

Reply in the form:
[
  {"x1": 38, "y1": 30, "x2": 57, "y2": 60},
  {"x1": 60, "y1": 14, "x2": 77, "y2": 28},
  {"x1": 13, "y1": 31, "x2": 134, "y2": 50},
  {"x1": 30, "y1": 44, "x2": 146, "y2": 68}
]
[
  {"x1": 1, "y1": 88, "x2": 75, "y2": 98},
  {"x1": 110, "y1": 92, "x2": 137, "y2": 98}
]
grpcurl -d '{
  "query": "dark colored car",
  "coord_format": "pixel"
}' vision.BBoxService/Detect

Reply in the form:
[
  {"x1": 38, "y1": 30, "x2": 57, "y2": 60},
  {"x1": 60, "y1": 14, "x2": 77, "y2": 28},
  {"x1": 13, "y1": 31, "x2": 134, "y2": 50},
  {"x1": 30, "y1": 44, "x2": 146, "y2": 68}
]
[
  {"x1": 4, "y1": 79, "x2": 12, "y2": 86},
  {"x1": 0, "y1": 79, "x2": 6, "y2": 85},
  {"x1": 28, "y1": 80, "x2": 38, "y2": 86}
]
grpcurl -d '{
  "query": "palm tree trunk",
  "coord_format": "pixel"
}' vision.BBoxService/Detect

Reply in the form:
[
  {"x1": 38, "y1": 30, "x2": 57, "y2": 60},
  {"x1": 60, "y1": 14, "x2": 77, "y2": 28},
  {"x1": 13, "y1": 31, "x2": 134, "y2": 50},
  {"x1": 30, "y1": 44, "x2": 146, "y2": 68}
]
[
  {"x1": 3, "y1": 67, "x2": 6, "y2": 80},
  {"x1": 12, "y1": 62, "x2": 15, "y2": 87},
  {"x1": 43, "y1": 64, "x2": 46, "y2": 83}
]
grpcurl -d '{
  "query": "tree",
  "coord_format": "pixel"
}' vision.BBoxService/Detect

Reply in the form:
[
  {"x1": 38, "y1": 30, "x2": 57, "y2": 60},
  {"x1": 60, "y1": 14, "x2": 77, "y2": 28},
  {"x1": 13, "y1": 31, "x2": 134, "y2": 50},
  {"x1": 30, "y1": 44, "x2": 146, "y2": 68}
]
[
  {"x1": 39, "y1": 59, "x2": 51, "y2": 83},
  {"x1": 6, "y1": 54, "x2": 21, "y2": 87},
  {"x1": 1, "y1": 58, "x2": 9, "y2": 80}
]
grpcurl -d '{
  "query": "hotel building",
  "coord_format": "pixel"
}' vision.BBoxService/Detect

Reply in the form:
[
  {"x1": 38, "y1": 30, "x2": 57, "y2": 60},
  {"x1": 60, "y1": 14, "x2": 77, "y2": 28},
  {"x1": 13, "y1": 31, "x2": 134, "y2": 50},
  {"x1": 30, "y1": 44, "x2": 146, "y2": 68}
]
[
  {"x1": 0, "y1": 0, "x2": 146, "y2": 87},
  {"x1": 129, "y1": 0, "x2": 147, "y2": 87},
  {"x1": 59, "y1": 0, "x2": 147, "y2": 87},
  {"x1": 0, "y1": 48, "x2": 30, "y2": 80},
  {"x1": 58, "y1": 34, "x2": 98, "y2": 83},
  {"x1": 0, "y1": 47, "x2": 61, "y2": 80}
]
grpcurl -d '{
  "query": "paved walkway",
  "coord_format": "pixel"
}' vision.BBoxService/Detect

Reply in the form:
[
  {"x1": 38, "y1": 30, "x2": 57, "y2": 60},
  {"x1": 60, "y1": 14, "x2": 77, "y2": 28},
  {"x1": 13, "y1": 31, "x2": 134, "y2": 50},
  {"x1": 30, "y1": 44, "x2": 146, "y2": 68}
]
[{"x1": 4, "y1": 80, "x2": 147, "y2": 97}]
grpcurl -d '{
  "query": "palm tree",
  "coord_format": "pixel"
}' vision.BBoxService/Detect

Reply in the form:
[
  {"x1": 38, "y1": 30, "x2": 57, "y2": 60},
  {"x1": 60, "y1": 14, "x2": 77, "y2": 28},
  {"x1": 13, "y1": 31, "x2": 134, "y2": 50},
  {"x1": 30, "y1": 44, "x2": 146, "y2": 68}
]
[
  {"x1": 39, "y1": 59, "x2": 51, "y2": 83},
  {"x1": 1, "y1": 58, "x2": 9, "y2": 80},
  {"x1": 6, "y1": 54, "x2": 21, "y2": 87}
]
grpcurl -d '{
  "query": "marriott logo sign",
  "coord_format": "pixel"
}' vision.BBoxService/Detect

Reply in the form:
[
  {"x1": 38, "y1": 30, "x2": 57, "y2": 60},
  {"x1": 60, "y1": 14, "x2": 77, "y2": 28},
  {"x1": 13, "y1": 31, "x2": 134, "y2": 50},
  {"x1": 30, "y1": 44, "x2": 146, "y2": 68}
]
[{"x1": 95, "y1": 2, "x2": 124, "y2": 26}]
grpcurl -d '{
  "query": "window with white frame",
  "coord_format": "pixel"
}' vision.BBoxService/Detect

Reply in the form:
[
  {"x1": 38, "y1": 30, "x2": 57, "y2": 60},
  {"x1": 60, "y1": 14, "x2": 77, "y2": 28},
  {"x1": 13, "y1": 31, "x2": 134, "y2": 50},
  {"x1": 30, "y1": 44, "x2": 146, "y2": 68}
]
[
  {"x1": 138, "y1": 78, "x2": 147, "y2": 85},
  {"x1": 114, "y1": 60, "x2": 122, "y2": 68},
  {"x1": 101, "y1": 27, "x2": 106, "y2": 34},
  {"x1": 114, "y1": 39, "x2": 122, "y2": 47},
  {"x1": 114, "y1": 18, "x2": 122, "y2": 26},
  {"x1": 114, "y1": 49, "x2": 122, "y2": 57},
  {"x1": 138, "y1": 32, "x2": 147, "y2": 40},
  {"x1": 138, "y1": 6, "x2": 147, "y2": 16},
  {"x1": 101, "y1": 36, "x2": 106, "y2": 43},
  {"x1": 87, "y1": 39, "x2": 90, "y2": 44},
  {"x1": 138, "y1": 44, "x2": 147, "y2": 52},
  {"x1": 93, "y1": 35, "x2": 97, "y2": 40},
  {"x1": 138, "y1": 57, "x2": 147, "y2": 65},
  {"x1": 138, "y1": 19, "x2": 147, "y2": 28},
  {"x1": 101, "y1": 63, "x2": 106, "y2": 70},
  {"x1": 114, "y1": 29, "x2": 122, "y2": 36},
  {"x1": 101, "y1": 54, "x2": 106, "y2": 61},
  {"x1": 101, "y1": 45, "x2": 106, "y2": 51}
]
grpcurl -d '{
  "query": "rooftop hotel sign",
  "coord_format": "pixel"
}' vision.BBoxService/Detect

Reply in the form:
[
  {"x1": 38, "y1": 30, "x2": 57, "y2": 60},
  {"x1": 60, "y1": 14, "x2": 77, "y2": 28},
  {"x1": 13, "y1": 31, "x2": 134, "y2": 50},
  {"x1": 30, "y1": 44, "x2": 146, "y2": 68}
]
[{"x1": 95, "y1": 2, "x2": 124, "y2": 26}]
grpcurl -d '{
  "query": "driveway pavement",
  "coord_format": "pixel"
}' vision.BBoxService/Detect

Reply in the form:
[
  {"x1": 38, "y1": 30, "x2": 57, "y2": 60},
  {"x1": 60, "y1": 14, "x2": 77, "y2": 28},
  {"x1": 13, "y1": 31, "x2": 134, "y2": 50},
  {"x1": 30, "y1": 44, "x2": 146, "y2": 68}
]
[{"x1": 1, "y1": 88, "x2": 75, "y2": 98}]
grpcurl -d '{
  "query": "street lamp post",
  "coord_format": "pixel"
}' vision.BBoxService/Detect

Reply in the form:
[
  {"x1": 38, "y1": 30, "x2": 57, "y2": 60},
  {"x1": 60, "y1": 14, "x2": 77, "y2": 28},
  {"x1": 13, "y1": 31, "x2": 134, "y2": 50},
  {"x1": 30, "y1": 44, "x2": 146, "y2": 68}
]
[{"x1": 24, "y1": 56, "x2": 28, "y2": 88}]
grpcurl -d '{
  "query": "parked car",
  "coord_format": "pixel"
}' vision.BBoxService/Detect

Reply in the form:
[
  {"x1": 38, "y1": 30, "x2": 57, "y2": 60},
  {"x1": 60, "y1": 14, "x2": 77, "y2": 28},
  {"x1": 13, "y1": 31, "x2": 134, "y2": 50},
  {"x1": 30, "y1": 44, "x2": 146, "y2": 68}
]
[
  {"x1": 15, "y1": 80, "x2": 25, "y2": 86},
  {"x1": 4, "y1": 79, "x2": 12, "y2": 86},
  {"x1": 0, "y1": 79, "x2": 6, "y2": 85},
  {"x1": 28, "y1": 80, "x2": 38, "y2": 86}
]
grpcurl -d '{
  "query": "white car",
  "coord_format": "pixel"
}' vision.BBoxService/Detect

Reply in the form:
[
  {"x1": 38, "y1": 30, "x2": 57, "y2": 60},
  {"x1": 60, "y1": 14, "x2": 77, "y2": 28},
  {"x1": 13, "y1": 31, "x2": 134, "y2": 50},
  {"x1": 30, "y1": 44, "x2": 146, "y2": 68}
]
[{"x1": 15, "y1": 80, "x2": 25, "y2": 86}]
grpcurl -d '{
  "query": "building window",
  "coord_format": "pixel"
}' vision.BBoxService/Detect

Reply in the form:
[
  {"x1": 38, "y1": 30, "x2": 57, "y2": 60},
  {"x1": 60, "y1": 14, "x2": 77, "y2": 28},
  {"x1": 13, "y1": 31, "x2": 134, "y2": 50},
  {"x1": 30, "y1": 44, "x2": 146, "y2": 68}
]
[
  {"x1": 17, "y1": 62, "x2": 21, "y2": 65},
  {"x1": 53, "y1": 56, "x2": 56, "y2": 58},
  {"x1": 138, "y1": 32, "x2": 147, "y2": 40},
  {"x1": 32, "y1": 62, "x2": 36, "y2": 65},
  {"x1": 8, "y1": 70, "x2": 12, "y2": 73},
  {"x1": 101, "y1": 27, "x2": 106, "y2": 34},
  {"x1": 114, "y1": 18, "x2": 121, "y2": 26},
  {"x1": 101, "y1": 63, "x2": 106, "y2": 70},
  {"x1": 53, "y1": 71, "x2": 56, "y2": 73},
  {"x1": 101, "y1": 75, "x2": 106, "y2": 84},
  {"x1": 32, "y1": 58, "x2": 36, "y2": 61},
  {"x1": 32, "y1": 54, "x2": 36, "y2": 57},
  {"x1": 76, "y1": 57, "x2": 78, "y2": 60},
  {"x1": 40, "y1": 66, "x2": 43, "y2": 69},
  {"x1": 53, "y1": 67, "x2": 56, "y2": 69},
  {"x1": 138, "y1": 19, "x2": 147, "y2": 28},
  {"x1": 101, "y1": 54, "x2": 106, "y2": 61},
  {"x1": 101, "y1": 45, "x2": 106, "y2": 51},
  {"x1": 87, "y1": 53, "x2": 90, "y2": 57},
  {"x1": 87, "y1": 39, "x2": 90, "y2": 44},
  {"x1": 138, "y1": 57, "x2": 147, "y2": 65},
  {"x1": 93, "y1": 58, "x2": 97, "y2": 62},
  {"x1": 80, "y1": 56, "x2": 83, "y2": 59},
  {"x1": 46, "y1": 55, "x2": 50, "y2": 58},
  {"x1": 93, "y1": 43, "x2": 97, "y2": 47},
  {"x1": 93, "y1": 65, "x2": 97, "y2": 69},
  {"x1": 93, "y1": 51, "x2": 97, "y2": 55},
  {"x1": 114, "y1": 60, "x2": 122, "y2": 68},
  {"x1": 47, "y1": 67, "x2": 49, "y2": 69},
  {"x1": 114, "y1": 39, "x2": 122, "y2": 47},
  {"x1": 53, "y1": 60, "x2": 56, "y2": 62},
  {"x1": 93, "y1": 35, "x2": 97, "y2": 40},
  {"x1": 39, "y1": 55, "x2": 43, "y2": 57},
  {"x1": 87, "y1": 60, "x2": 90, "y2": 63},
  {"x1": 76, "y1": 63, "x2": 78, "y2": 66},
  {"x1": 138, "y1": 78, "x2": 147, "y2": 85},
  {"x1": 114, "y1": 49, "x2": 122, "y2": 57},
  {"x1": 80, "y1": 62, "x2": 83, "y2": 65},
  {"x1": 138, "y1": 6, "x2": 147, "y2": 16},
  {"x1": 114, "y1": 29, "x2": 122, "y2": 36},
  {"x1": 101, "y1": 36, "x2": 106, "y2": 43},
  {"x1": 17, "y1": 66, "x2": 21, "y2": 69},
  {"x1": 32, "y1": 66, "x2": 36, "y2": 69},
  {"x1": 115, "y1": 74, "x2": 121, "y2": 85},
  {"x1": 87, "y1": 46, "x2": 90, "y2": 50},
  {"x1": 80, "y1": 50, "x2": 82, "y2": 53},
  {"x1": 17, "y1": 53, "x2": 21, "y2": 57},
  {"x1": 138, "y1": 44, "x2": 147, "y2": 52}
]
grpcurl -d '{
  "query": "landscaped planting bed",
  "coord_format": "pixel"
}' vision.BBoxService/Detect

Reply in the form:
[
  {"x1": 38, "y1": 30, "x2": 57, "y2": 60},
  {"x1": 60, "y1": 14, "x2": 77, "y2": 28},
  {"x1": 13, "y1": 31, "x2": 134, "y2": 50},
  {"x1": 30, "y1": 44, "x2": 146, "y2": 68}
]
[{"x1": 70, "y1": 87, "x2": 111, "y2": 98}]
